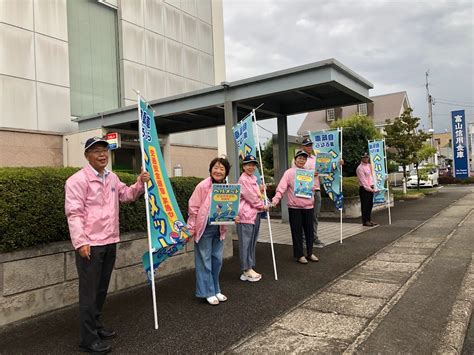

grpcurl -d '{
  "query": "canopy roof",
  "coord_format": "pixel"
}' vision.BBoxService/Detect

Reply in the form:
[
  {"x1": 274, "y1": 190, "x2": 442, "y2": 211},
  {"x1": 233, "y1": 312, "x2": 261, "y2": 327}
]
[{"x1": 75, "y1": 58, "x2": 373, "y2": 134}]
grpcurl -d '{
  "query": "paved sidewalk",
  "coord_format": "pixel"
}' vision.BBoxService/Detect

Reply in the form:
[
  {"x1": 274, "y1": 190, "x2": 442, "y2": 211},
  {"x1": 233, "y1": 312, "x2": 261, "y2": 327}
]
[
  {"x1": 255, "y1": 219, "x2": 376, "y2": 246},
  {"x1": 0, "y1": 186, "x2": 471, "y2": 354},
  {"x1": 231, "y1": 188, "x2": 474, "y2": 353}
]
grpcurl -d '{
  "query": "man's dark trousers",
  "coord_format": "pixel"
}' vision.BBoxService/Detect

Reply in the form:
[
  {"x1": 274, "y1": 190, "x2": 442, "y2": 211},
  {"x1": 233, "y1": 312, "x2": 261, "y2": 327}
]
[
  {"x1": 75, "y1": 244, "x2": 116, "y2": 347},
  {"x1": 359, "y1": 186, "x2": 374, "y2": 224}
]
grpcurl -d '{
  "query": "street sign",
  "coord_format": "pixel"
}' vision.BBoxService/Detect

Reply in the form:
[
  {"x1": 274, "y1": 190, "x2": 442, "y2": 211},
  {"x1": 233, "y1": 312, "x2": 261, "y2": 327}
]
[
  {"x1": 451, "y1": 110, "x2": 469, "y2": 179},
  {"x1": 105, "y1": 132, "x2": 121, "y2": 150}
]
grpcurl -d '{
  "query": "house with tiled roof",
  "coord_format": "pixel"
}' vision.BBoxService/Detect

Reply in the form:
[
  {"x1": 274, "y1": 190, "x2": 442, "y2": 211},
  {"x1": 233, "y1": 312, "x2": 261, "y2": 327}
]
[{"x1": 298, "y1": 91, "x2": 411, "y2": 135}]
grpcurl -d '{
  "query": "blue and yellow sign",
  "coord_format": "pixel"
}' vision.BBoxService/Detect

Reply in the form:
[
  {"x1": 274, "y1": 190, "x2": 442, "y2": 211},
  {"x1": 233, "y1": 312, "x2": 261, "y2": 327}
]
[
  {"x1": 368, "y1": 140, "x2": 387, "y2": 204},
  {"x1": 309, "y1": 129, "x2": 343, "y2": 210},
  {"x1": 139, "y1": 99, "x2": 191, "y2": 281}
]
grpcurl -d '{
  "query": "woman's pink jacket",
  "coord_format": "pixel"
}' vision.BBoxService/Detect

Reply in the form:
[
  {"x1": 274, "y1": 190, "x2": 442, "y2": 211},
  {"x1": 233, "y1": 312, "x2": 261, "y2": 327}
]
[
  {"x1": 187, "y1": 177, "x2": 226, "y2": 243},
  {"x1": 272, "y1": 167, "x2": 315, "y2": 209},
  {"x1": 238, "y1": 172, "x2": 265, "y2": 224}
]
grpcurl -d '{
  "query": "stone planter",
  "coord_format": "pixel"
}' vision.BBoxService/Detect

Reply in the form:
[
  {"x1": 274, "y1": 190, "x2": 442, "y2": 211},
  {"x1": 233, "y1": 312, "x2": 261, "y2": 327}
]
[
  {"x1": 0, "y1": 232, "x2": 234, "y2": 327},
  {"x1": 320, "y1": 195, "x2": 394, "y2": 218}
]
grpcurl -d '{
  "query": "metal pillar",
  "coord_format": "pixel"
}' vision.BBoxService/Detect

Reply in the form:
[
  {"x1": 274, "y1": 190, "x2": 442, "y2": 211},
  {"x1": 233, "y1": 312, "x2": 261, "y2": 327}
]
[
  {"x1": 224, "y1": 100, "x2": 239, "y2": 183},
  {"x1": 276, "y1": 115, "x2": 289, "y2": 222}
]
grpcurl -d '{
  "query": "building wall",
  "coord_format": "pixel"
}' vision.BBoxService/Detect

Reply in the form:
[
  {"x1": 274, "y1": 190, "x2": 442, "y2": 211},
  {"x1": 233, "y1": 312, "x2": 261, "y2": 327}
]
[
  {"x1": 0, "y1": 231, "x2": 233, "y2": 326},
  {"x1": 63, "y1": 128, "x2": 105, "y2": 168},
  {"x1": 1, "y1": 0, "x2": 224, "y2": 169},
  {"x1": 119, "y1": 0, "x2": 216, "y2": 106},
  {"x1": 169, "y1": 144, "x2": 218, "y2": 178},
  {"x1": 0, "y1": 129, "x2": 63, "y2": 167},
  {"x1": 0, "y1": 0, "x2": 74, "y2": 133}
]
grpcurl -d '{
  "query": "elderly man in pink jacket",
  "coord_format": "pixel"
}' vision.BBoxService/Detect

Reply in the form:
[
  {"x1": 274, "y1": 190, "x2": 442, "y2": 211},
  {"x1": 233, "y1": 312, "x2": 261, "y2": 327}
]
[{"x1": 65, "y1": 136, "x2": 149, "y2": 353}]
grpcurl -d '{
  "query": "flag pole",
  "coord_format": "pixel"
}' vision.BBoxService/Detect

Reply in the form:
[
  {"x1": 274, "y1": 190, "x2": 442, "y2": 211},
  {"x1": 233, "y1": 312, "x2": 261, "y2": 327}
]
[
  {"x1": 252, "y1": 109, "x2": 278, "y2": 281},
  {"x1": 136, "y1": 91, "x2": 159, "y2": 330},
  {"x1": 383, "y1": 138, "x2": 392, "y2": 224},
  {"x1": 339, "y1": 127, "x2": 343, "y2": 244}
]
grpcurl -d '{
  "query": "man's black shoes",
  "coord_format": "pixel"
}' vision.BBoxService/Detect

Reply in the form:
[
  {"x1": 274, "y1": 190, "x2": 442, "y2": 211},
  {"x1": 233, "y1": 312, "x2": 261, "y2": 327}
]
[
  {"x1": 98, "y1": 328, "x2": 116, "y2": 340},
  {"x1": 79, "y1": 341, "x2": 111, "y2": 353}
]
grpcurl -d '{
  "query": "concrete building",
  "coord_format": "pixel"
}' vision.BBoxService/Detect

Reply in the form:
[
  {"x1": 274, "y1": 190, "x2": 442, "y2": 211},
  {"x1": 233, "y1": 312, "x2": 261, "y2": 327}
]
[{"x1": 0, "y1": 0, "x2": 225, "y2": 177}]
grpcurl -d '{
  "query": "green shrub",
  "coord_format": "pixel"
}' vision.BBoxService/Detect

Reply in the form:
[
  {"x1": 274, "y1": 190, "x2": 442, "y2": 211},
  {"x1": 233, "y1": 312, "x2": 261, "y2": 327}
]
[
  {"x1": 439, "y1": 176, "x2": 474, "y2": 185},
  {"x1": 0, "y1": 168, "x2": 202, "y2": 252},
  {"x1": 320, "y1": 176, "x2": 359, "y2": 198},
  {"x1": 170, "y1": 176, "x2": 203, "y2": 220}
]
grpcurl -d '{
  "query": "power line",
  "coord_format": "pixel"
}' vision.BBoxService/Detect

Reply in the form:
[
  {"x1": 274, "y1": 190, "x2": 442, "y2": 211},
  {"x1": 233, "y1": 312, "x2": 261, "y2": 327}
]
[
  {"x1": 434, "y1": 101, "x2": 474, "y2": 108},
  {"x1": 434, "y1": 98, "x2": 474, "y2": 106}
]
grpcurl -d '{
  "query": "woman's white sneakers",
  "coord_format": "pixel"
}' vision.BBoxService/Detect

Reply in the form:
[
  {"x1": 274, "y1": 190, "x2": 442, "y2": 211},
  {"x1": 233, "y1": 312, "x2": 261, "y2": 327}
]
[
  {"x1": 206, "y1": 296, "x2": 219, "y2": 305},
  {"x1": 298, "y1": 256, "x2": 308, "y2": 264},
  {"x1": 206, "y1": 293, "x2": 227, "y2": 305},
  {"x1": 216, "y1": 293, "x2": 227, "y2": 302},
  {"x1": 240, "y1": 269, "x2": 262, "y2": 282}
]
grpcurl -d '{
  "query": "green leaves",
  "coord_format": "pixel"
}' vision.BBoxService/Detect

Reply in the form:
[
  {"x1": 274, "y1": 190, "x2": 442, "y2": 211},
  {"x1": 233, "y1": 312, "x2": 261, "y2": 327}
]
[
  {"x1": 0, "y1": 168, "x2": 202, "y2": 253},
  {"x1": 330, "y1": 114, "x2": 381, "y2": 176}
]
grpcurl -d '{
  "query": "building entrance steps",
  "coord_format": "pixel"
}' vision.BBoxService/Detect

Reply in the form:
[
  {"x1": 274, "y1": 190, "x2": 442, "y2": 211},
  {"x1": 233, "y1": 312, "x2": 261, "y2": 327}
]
[{"x1": 230, "y1": 193, "x2": 474, "y2": 353}]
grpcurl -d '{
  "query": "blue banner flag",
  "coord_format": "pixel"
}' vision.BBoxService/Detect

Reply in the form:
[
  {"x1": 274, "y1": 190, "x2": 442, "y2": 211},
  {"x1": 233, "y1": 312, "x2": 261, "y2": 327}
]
[
  {"x1": 139, "y1": 99, "x2": 191, "y2": 281},
  {"x1": 451, "y1": 110, "x2": 470, "y2": 179},
  {"x1": 368, "y1": 140, "x2": 387, "y2": 204},
  {"x1": 309, "y1": 129, "x2": 343, "y2": 210},
  {"x1": 233, "y1": 112, "x2": 262, "y2": 183}
]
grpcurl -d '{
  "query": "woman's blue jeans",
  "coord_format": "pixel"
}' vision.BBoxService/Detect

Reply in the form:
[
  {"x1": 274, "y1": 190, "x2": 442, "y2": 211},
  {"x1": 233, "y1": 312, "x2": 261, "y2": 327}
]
[{"x1": 194, "y1": 224, "x2": 224, "y2": 298}]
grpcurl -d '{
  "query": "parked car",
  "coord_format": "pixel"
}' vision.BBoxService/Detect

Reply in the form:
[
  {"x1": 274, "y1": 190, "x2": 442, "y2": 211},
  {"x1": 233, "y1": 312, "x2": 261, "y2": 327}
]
[{"x1": 406, "y1": 168, "x2": 439, "y2": 188}]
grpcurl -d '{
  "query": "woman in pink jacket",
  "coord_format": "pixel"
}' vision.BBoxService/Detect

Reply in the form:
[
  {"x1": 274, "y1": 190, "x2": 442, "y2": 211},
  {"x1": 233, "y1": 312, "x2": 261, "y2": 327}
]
[
  {"x1": 187, "y1": 157, "x2": 231, "y2": 305},
  {"x1": 237, "y1": 155, "x2": 269, "y2": 282},
  {"x1": 272, "y1": 150, "x2": 319, "y2": 264}
]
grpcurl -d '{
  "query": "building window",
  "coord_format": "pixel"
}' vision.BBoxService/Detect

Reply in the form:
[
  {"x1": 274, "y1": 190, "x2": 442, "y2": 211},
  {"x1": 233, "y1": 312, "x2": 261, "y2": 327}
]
[
  {"x1": 358, "y1": 103, "x2": 368, "y2": 116},
  {"x1": 67, "y1": 0, "x2": 120, "y2": 117},
  {"x1": 326, "y1": 108, "x2": 336, "y2": 121}
]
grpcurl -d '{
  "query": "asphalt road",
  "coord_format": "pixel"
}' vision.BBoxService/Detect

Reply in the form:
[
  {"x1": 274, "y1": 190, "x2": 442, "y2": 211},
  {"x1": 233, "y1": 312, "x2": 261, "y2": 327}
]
[{"x1": 0, "y1": 186, "x2": 466, "y2": 354}]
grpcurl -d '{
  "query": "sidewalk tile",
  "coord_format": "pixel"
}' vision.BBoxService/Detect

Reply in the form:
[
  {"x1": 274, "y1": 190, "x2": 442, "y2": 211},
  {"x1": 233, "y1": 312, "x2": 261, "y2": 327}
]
[{"x1": 305, "y1": 292, "x2": 385, "y2": 318}]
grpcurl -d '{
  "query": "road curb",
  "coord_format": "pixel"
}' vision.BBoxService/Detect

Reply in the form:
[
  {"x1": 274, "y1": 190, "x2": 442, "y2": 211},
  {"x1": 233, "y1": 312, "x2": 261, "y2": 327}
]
[{"x1": 435, "y1": 253, "x2": 474, "y2": 354}]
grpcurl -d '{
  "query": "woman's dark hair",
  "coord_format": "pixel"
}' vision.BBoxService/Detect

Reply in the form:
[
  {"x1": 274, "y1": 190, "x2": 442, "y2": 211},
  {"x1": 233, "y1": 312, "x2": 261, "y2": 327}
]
[{"x1": 209, "y1": 157, "x2": 231, "y2": 177}]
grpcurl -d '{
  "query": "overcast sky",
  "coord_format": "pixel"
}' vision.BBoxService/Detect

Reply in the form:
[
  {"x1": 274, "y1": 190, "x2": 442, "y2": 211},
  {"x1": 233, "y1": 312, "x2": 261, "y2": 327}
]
[{"x1": 223, "y1": 0, "x2": 473, "y2": 141}]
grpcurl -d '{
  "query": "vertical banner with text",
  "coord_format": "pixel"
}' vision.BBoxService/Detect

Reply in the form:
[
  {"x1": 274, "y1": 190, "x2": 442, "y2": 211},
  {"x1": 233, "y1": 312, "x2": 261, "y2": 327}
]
[
  {"x1": 139, "y1": 99, "x2": 191, "y2": 281},
  {"x1": 451, "y1": 110, "x2": 470, "y2": 179},
  {"x1": 309, "y1": 129, "x2": 344, "y2": 210},
  {"x1": 233, "y1": 112, "x2": 262, "y2": 183},
  {"x1": 368, "y1": 140, "x2": 387, "y2": 204}
]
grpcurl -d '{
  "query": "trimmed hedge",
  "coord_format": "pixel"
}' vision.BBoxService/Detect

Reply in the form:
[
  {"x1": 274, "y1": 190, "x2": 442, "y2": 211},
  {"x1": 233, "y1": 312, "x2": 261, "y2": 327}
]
[
  {"x1": 0, "y1": 167, "x2": 202, "y2": 252},
  {"x1": 439, "y1": 176, "x2": 474, "y2": 185}
]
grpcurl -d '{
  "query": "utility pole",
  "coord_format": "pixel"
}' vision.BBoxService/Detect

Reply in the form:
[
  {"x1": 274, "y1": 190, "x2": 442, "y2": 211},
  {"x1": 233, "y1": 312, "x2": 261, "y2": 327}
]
[{"x1": 425, "y1": 71, "x2": 437, "y2": 166}]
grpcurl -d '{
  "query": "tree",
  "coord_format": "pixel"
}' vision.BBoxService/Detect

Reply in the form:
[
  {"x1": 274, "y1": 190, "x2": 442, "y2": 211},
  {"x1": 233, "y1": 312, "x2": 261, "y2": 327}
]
[
  {"x1": 413, "y1": 143, "x2": 437, "y2": 188},
  {"x1": 384, "y1": 108, "x2": 430, "y2": 182},
  {"x1": 260, "y1": 139, "x2": 274, "y2": 181},
  {"x1": 330, "y1": 114, "x2": 381, "y2": 176}
]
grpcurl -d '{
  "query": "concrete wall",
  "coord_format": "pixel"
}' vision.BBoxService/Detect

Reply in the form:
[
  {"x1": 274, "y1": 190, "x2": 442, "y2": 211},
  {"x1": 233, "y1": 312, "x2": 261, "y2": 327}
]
[
  {"x1": 119, "y1": 0, "x2": 217, "y2": 106},
  {"x1": 170, "y1": 144, "x2": 218, "y2": 178},
  {"x1": 63, "y1": 128, "x2": 105, "y2": 168},
  {"x1": 0, "y1": 232, "x2": 234, "y2": 326},
  {"x1": 0, "y1": 0, "x2": 74, "y2": 133},
  {"x1": 0, "y1": 129, "x2": 63, "y2": 167}
]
